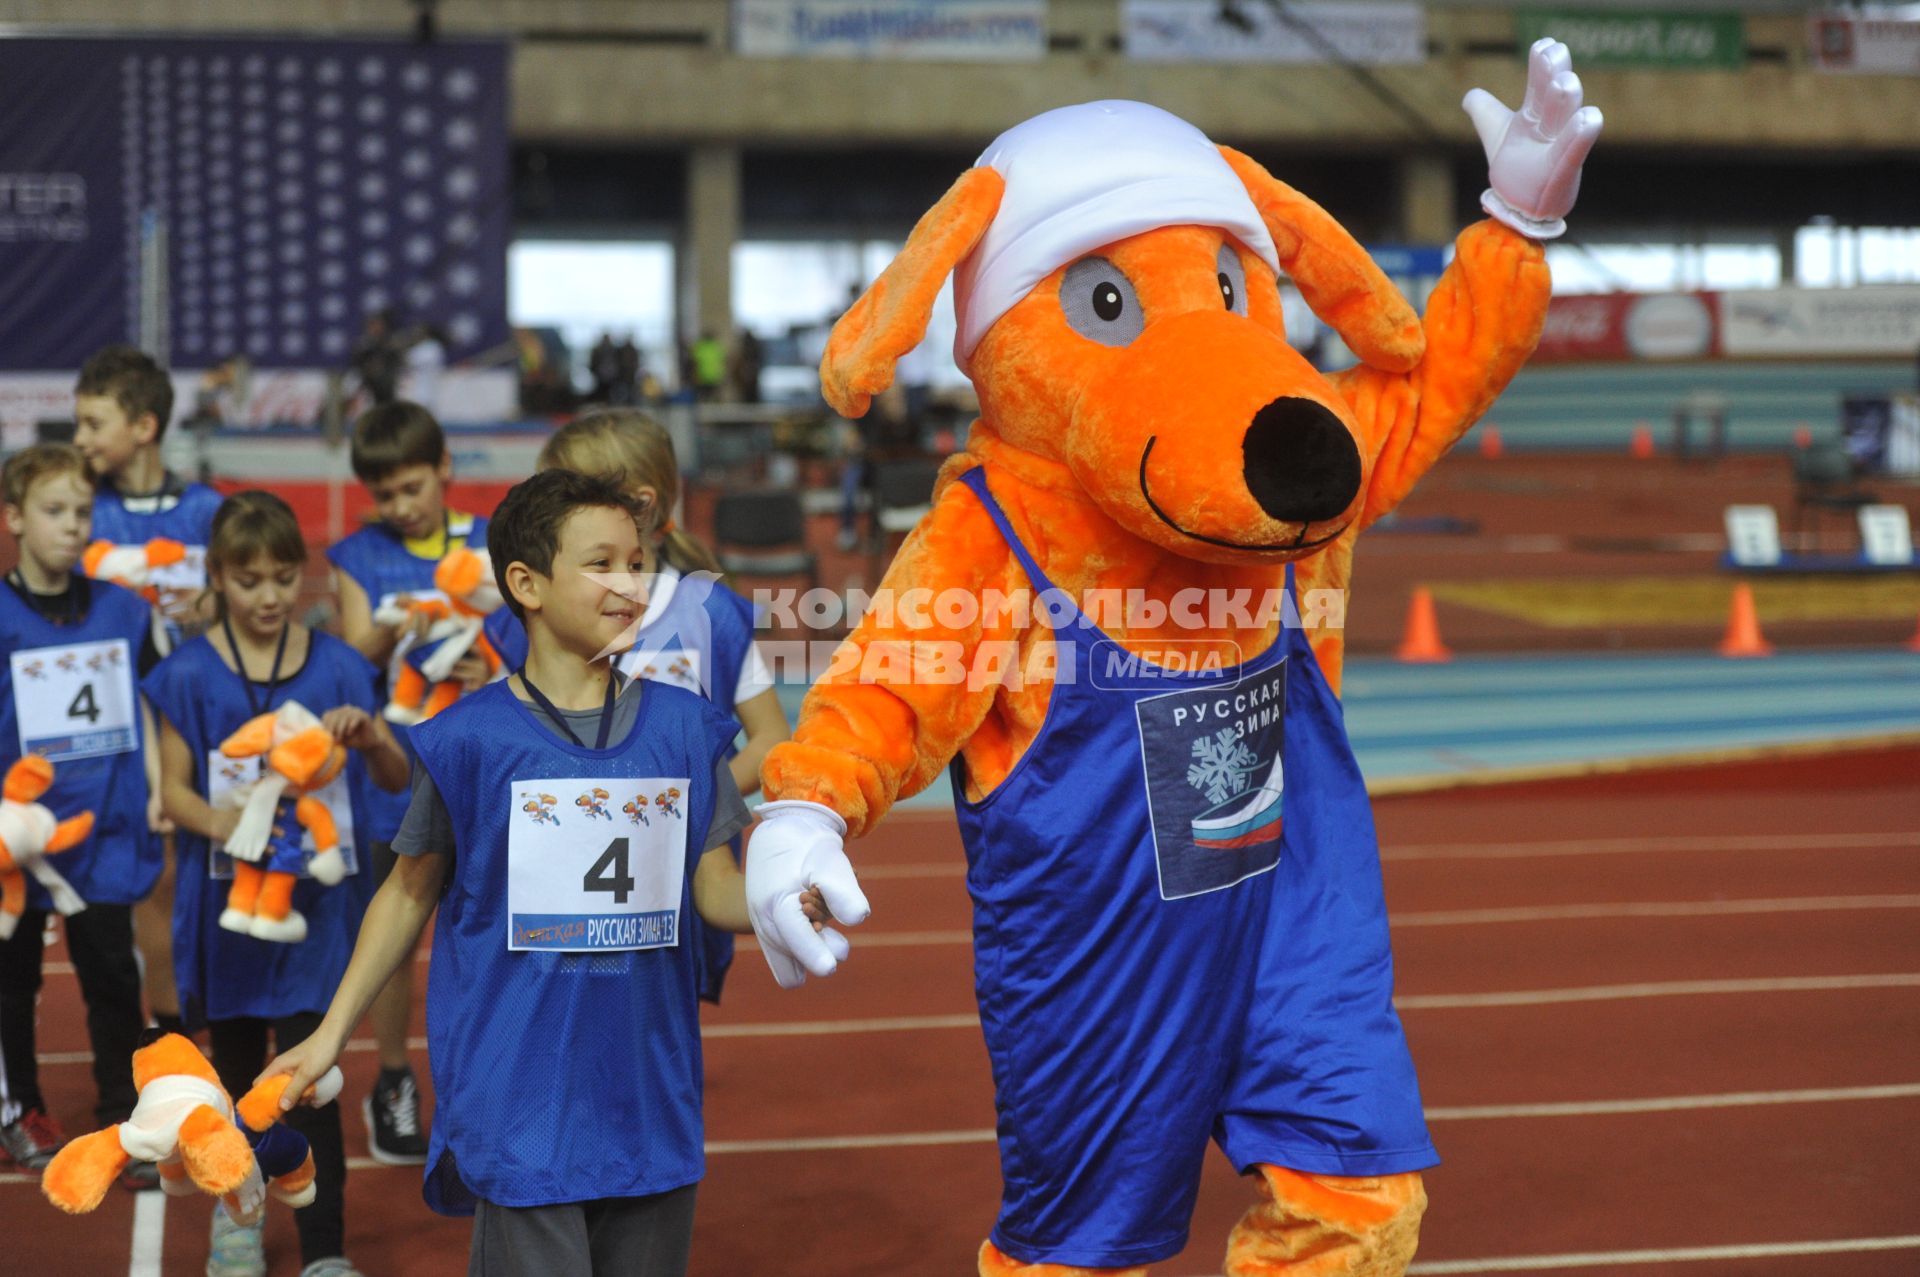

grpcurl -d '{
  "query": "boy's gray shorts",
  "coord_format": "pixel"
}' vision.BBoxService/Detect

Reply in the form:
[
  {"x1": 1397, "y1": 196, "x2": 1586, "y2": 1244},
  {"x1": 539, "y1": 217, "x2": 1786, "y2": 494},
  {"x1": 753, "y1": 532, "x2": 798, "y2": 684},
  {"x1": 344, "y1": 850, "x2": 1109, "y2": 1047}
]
[{"x1": 469, "y1": 1184, "x2": 698, "y2": 1277}]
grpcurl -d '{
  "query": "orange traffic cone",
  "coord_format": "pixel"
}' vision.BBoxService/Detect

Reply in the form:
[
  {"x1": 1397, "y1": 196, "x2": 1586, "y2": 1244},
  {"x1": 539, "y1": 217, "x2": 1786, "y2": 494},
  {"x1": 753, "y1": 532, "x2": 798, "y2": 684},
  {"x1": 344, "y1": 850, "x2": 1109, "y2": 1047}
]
[
  {"x1": 1396, "y1": 588, "x2": 1453, "y2": 663},
  {"x1": 1630, "y1": 422, "x2": 1655, "y2": 459},
  {"x1": 1478, "y1": 424, "x2": 1504, "y2": 459},
  {"x1": 1717, "y1": 583, "x2": 1773, "y2": 658},
  {"x1": 1905, "y1": 610, "x2": 1920, "y2": 654},
  {"x1": 1793, "y1": 423, "x2": 1813, "y2": 449}
]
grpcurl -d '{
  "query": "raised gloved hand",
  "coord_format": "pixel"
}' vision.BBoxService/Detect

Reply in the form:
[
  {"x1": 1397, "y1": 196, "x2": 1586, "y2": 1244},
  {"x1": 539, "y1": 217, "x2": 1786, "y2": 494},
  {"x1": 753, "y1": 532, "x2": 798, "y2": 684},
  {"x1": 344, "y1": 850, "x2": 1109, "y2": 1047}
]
[
  {"x1": 1463, "y1": 37, "x2": 1603, "y2": 241},
  {"x1": 746, "y1": 799, "x2": 870, "y2": 989}
]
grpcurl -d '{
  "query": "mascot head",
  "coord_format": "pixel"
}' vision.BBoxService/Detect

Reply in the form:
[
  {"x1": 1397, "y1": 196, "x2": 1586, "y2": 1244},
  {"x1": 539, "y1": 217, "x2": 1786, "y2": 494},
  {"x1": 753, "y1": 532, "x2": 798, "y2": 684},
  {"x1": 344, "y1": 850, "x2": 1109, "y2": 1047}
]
[{"x1": 822, "y1": 100, "x2": 1427, "y2": 566}]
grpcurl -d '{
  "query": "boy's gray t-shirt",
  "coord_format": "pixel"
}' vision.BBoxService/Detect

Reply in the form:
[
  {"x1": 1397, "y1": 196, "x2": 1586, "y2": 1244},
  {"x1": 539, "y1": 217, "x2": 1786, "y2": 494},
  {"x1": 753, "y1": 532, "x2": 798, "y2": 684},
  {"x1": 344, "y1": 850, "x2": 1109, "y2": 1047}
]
[{"x1": 392, "y1": 678, "x2": 751, "y2": 860}]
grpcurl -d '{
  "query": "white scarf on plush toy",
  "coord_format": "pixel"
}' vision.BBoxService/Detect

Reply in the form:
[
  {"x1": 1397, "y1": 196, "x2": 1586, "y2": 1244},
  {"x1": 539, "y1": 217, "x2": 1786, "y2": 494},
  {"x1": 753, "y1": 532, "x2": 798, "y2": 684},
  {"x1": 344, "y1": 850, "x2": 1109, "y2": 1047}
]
[{"x1": 117, "y1": 1073, "x2": 268, "y2": 1222}]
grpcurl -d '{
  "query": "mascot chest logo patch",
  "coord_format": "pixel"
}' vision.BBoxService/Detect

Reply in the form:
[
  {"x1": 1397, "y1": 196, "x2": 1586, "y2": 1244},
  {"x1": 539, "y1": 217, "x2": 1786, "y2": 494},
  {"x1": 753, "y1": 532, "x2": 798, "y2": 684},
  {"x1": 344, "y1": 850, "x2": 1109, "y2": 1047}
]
[{"x1": 1134, "y1": 658, "x2": 1287, "y2": 900}]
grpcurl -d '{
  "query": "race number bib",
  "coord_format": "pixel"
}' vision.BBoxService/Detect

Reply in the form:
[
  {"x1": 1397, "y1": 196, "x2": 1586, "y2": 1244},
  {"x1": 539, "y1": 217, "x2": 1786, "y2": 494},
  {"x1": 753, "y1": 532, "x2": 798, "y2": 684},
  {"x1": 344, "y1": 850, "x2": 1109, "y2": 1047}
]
[
  {"x1": 11, "y1": 639, "x2": 138, "y2": 761},
  {"x1": 206, "y1": 752, "x2": 359, "y2": 880},
  {"x1": 507, "y1": 775, "x2": 689, "y2": 953}
]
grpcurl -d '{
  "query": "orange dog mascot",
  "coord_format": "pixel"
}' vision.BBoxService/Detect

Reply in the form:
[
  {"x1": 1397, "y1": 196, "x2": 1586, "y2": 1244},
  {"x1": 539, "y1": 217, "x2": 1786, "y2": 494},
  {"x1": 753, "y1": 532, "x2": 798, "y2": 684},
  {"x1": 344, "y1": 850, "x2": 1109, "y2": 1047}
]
[{"x1": 747, "y1": 43, "x2": 1601, "y2": 1277}]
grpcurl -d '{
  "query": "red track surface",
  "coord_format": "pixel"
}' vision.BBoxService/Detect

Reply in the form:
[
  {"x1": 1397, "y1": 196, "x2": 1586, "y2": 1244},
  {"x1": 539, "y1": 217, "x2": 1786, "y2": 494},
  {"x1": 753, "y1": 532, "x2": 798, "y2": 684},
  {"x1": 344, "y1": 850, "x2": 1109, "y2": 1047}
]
[{"x1": 6, "y1": 746, "x2": 1916, "y2": 1275}]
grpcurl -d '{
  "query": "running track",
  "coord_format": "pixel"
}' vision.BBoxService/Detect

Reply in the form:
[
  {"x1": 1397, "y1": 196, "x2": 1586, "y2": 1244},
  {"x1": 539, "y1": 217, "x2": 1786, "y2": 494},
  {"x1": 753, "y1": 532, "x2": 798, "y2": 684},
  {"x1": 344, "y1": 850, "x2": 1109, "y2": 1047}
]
[{"x1": 5, "y1": 745, "x2": 1916, "y2": 1275}]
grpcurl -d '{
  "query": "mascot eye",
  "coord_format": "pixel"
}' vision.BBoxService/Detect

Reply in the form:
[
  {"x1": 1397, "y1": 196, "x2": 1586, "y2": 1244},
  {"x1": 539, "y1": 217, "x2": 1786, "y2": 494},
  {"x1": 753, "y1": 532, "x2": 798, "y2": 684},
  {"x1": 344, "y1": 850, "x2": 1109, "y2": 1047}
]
[
  {"x1": 1216, "y1": 243, "x2": 1249, "y2": 316},
  {"x1": 1061, "y1": 256, "x2": 1145, "y2": 348}
]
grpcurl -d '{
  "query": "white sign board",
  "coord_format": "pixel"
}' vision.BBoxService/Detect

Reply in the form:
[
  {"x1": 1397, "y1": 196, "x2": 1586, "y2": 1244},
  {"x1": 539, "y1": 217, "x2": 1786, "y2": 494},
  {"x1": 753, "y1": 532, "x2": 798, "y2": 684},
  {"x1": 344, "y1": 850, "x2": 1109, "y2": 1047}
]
[
  {"x1": 1809, "y1": 12, "x2": 1920, "y2": 74},
  {"x1": 1857, "y1": 505, "x2": 1915, "y2": 565},
  {"x1": 1720, "y1": 286, "x2": 1920, "y2": 358},
  {"x1": 1122, "y1": 0, "x2": 1426, "y2": 65},
  {"x1": 1724, "y1": 504, "x2": 1782, "y2": 567},
  {"x1": 734, "y1": 0, "x2": 1047, "y2": 60}
]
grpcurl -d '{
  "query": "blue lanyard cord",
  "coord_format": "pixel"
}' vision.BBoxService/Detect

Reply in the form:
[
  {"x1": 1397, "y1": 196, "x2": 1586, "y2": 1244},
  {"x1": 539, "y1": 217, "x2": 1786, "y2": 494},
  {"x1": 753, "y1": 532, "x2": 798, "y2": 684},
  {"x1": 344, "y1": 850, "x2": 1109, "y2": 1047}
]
[
  {"x1": 222, "y1": 616, "x2": 288, "y2": 718},
  {"x1": 516, "y1": 666, "x2": 617, "y2": 751}
]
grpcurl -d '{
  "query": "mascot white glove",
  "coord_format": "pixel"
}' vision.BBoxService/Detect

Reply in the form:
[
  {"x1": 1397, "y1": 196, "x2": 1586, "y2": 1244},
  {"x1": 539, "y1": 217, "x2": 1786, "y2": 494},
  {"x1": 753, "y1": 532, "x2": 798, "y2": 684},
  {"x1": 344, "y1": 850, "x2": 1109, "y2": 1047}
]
[
  {"x1": 746, "y1": 799, "x2": 870, "y2": 989},
  {"x1": 1463, "y1": 37, "x2": 1604, "y2": 241}
]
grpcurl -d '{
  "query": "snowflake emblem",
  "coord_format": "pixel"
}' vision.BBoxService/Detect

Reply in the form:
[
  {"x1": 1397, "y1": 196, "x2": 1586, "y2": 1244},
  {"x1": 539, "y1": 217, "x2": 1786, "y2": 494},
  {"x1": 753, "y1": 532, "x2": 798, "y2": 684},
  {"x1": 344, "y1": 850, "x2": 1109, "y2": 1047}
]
[{"x1": 1186, "y1": 730, "x2": 1258, "y2": 806}]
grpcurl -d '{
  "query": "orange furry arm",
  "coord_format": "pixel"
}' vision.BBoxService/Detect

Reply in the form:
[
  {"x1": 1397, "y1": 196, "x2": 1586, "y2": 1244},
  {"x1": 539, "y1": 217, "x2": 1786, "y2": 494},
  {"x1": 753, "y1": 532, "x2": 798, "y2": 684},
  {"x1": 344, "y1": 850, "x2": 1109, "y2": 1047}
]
[
  {"x1": 1334, "y1": 219, "x2": 1549, "y2": 532},
  {"x1": 761, "y1": 471, "x2": 1013, "y2": 837}
]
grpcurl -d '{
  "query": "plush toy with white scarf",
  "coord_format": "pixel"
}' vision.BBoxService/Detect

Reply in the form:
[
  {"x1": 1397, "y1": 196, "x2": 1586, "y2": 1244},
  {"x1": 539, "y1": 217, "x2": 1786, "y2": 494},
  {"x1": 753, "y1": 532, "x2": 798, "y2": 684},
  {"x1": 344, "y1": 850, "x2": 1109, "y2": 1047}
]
[{"x1": 0, "y1": 754, "x2": 92, "y2": 940}]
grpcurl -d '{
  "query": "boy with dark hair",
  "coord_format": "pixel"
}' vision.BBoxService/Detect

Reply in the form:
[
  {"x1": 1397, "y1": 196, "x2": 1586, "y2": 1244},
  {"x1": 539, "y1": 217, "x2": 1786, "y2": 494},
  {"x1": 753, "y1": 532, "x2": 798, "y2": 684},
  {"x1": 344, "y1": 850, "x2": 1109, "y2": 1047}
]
[
  {"x1": 327, "y1": 398, "x2": 488, "y2": 1164},
  {"x1": 73, "y1": 345, "x2": 223, "y2": 1048},
  {"x1": 0, "y1": 444, "x2": 165, "y2": 1186},
  {"x1": 264, "y1": 469, "x2": 824, "y2": 1276}
]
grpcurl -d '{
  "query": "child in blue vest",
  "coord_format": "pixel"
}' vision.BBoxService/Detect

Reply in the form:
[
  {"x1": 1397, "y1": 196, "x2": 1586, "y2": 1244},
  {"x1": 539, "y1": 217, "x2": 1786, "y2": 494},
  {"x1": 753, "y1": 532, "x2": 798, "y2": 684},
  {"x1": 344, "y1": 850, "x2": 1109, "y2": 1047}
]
[
  {"x1": 486, "y1": 409, "x2": 790, "y2": 1003},
  {"x1": 145, "y1": 491, "x2": 408, "y2": 1277},
  {"x1": 0, "y1": 445, "x2": 164, "y2": 1178},
  {"x1": 73, "y1": 345, "x2": 224, "y2": 1053},
  {"x1": 260, "y1": 469, "x2": 824, "y2": 1277},
  {"x1": 327, "y1": 399, "x2": 490, "y2": 1165}
]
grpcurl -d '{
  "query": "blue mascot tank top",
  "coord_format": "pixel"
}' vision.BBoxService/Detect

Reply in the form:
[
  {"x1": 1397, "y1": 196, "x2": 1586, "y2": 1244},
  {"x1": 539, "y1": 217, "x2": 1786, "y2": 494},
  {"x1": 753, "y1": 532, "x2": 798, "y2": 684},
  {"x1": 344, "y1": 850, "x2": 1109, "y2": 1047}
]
[
  {"x1": 951, "y1": 467, "x2": 1431, "y2": 1269},
  {"x1": 411, "y1": 678, "x2": 735, "y2": 1214},
  {"x1": 0, "y1": 579, "x2": 158, "y2": 905},
  {"x1": 140, "y1": 631, "x2": 380, "y2": 1025},
  {"x1": 326, "y1": 513, "x2": 487, "y2": 841}
]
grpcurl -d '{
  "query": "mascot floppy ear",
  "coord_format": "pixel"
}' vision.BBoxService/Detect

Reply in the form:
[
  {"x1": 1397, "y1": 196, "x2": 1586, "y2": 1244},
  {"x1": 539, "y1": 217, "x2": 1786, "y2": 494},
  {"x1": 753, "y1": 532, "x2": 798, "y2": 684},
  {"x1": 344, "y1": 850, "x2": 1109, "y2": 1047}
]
[
  {"x1": 820, "y1": 167, "x2": 1005, "y2": 418},
  {"x1": 1218, "y1": 146, "x2": 1426, "y2": 374}
]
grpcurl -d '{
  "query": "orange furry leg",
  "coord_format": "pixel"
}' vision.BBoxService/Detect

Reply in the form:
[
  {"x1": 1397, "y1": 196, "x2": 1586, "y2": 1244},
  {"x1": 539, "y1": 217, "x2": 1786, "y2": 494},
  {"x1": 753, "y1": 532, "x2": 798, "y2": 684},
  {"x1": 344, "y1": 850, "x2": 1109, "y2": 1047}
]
[
  {"x1": 255, "y1": 871, "x2": 296, "y2": 922},
  {"x1": 1224, "y1": 1166, "x2": 1425, "y2": 1277},
  {"x1": 41, "y1": 1127, "x2": 131, "y2": 1214},
  {"x1": 390, "y1": 665, "x2": 430, "y2": 713},
  {"x1": 177, "y1": 1104, "x2": 255, "y2": 1196},
  {"x1": 226, "y1": 862, "x2": 264, "y2": 915},
  {"x1": 421, "y1": 679, "x2": 461, "y2": 719},
  {"x1": 979, "y1": 1240, "x2": 1148, "y2": 1277}
]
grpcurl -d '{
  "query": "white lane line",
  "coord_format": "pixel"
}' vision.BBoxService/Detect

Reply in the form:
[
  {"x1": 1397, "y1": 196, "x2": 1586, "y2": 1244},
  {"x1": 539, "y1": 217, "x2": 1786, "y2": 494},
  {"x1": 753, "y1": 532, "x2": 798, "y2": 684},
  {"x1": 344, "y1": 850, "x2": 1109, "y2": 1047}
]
[
  {"x1": 1425, "y1": 1082, "x2": 1920, "y2": 1121},
  {"x1": 37, "y1": 972, "x2": 1920, "y2": 1070},
  {"x1": 1396, "y1": 972, "x2": 1920, "y2": 1010},
  {"x1": 1406, "y1": 1234, "x2": 1920, "y2": 1273},
  {"x1": 804, "y1": 831, "x2": 1920, "y2": 880},
  {"x1": 706, "y1": 1128, "x2": 998, "y2": 1155},
  {"x1": 1395, "y1": 894, "x2": 1920, "y2": 927},
  {"x1": 704, "y1": 1013, "x2": 981, "y2": 1038},
  {"x1": 128, "y1": 1187, "x2": 164, "y2": 1277},
  {"x1": 1382, "y1": 830, "x2": 1920, "y2": 862}
]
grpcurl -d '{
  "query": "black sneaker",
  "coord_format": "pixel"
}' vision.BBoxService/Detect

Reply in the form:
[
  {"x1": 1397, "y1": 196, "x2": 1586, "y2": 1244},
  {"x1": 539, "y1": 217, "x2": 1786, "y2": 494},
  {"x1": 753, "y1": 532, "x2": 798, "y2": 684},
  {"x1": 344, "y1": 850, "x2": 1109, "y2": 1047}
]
[
  {"x1": 0, "y1": 1107, "x2": 67, "y2": 1170},
  {"x1": 363, "y1": 1068, "x2": 428, "y2": 1165}
]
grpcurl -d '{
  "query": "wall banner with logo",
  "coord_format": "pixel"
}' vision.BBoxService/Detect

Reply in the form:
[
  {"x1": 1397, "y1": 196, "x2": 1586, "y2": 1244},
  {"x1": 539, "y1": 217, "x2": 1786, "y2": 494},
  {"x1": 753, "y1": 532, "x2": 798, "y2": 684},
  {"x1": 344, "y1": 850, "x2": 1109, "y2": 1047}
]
[
  {"x1": 1514, "y1": 10, "x2": 1745, "y2": 69},
  {"x1": 1122, "y1": 0, "x2": 1426, "y2": 65},
  {"x1": 1721, "y1": 286, "x2": 1920, "y2": 357},
  {"x1": 1808, "y1": 11, "x2": 1920, "y2": 74},
  {"x1": 733, "y1": 1, "x2": 1047, "y2": 60},
  {"x1": 1533, "y1": 292, "x2": 1721, "y2": 363}
]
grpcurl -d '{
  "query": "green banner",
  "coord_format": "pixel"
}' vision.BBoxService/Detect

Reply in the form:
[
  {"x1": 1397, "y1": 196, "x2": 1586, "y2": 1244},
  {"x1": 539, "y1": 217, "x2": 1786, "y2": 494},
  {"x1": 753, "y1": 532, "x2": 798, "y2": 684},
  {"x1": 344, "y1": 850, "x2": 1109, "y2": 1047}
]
[{"x1": 1515, "y1": 10, "x2": 1745, "y2": 68}]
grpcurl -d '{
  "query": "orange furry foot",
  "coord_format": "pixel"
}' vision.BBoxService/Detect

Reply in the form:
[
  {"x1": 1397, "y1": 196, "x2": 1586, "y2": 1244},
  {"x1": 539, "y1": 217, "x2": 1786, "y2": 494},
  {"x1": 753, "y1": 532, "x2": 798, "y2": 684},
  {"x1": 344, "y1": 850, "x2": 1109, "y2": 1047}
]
[
  {"x1": 979, "y1": 1240, "x2": 1149, "y2": 1277},
  {"x1": 1224, "y1": 1166, "x2": 1425, "y2": 1277},
  {"x1": 177, "y1": 1104, "x2": 255, "y2": 1196},
  {"x1": 41, "y1": 1127, "x2": 131, "y2": 1214}
]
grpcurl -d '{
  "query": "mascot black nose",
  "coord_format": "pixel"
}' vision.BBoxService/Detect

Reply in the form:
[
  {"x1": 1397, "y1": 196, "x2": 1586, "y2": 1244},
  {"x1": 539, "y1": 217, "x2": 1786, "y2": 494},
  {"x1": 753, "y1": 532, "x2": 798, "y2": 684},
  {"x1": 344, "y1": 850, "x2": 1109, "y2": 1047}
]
[{"x1": 1241, "y1": 397, "x2": 1363, "y2": 525}]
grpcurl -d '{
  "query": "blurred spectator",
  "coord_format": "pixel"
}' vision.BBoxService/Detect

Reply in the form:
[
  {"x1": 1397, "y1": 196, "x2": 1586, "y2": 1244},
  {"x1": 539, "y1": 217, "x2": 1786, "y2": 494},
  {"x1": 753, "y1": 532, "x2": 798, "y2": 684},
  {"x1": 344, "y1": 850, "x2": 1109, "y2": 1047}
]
[
  {"x1": 614, "y1": 333, "x2": 641, "y2": 406},
  {"x1": 589, "y1": 332, "x2": 620, "y2": 403},
  {"x1": 733, "y1": 329, "x2": 765, "y2": 404},
  {"x1": 690, "y1": 329, "x2": 727, "y2": 402},
  {"x1": 400, "y1": 323, "x2": 447, "y2": 415},
  {"x1": 351, "y1": 308, "x2": 405, "y2": 407}
]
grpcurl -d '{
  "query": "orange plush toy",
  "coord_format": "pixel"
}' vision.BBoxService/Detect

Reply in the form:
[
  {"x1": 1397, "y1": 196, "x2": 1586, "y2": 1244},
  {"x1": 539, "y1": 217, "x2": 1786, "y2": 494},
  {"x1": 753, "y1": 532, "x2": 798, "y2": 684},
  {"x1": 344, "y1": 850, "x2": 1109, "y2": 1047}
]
[
  {"x1": 216, "y1": 701, "x2": 350, "y2": 943},
  {"x1": 81, "y1": 537, "x2": 188, "y2": 606},
  {"x1": 0, "y1": 754, "x2": 93, "y2": 939},
  {"x1": 42, "y1": 1031, "x2": 342, "y2": 1220},
  {"x1": 751, "y1": 43, "x2": 1601, "y2": 1277},
  {"x1": 371, "y1": 545, "x2": 504, "y2": 725}
]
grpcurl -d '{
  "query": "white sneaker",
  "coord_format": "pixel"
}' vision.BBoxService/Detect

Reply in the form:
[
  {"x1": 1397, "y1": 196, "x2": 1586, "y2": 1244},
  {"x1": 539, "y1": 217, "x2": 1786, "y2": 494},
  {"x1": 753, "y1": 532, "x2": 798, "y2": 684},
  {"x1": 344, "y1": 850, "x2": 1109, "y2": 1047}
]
[{"x1": 206, "y1": 1204, "x2": 266, "y2": 1277}]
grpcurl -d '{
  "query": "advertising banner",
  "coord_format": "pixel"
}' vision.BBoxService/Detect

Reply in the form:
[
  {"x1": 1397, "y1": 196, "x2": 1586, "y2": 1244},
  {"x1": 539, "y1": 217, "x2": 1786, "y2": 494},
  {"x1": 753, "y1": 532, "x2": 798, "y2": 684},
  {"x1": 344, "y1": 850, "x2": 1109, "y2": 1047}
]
[
  {"x1": 1533, "y1": 291, "x2": 1720, "y2": 362},
  {"x1": 1514, "y1": 10, "x2": 1745, "y2": 69},
  {"x1": 1122, "y1": 0, "x2": 1426, "y2": 65},
  {"x1": 1720, "y1": 286, "x2": 1920, "y2": 357},
  {"x1": 734, "y1": 1, "x2": 1047, "y2": 60},
  {"x1": 0, "y1": 37, "x2": 511, "y2": 372},
  {"x1": 1809, "y1": 11, "x2": 1920, "y2": 74}
]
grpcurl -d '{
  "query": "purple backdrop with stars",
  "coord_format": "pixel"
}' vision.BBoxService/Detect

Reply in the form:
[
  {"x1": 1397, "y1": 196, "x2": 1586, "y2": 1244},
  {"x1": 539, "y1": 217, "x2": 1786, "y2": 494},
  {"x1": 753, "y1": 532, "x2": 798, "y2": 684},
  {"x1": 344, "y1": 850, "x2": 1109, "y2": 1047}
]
[{"x1": 0, "y1": 37, "x2": 509, "y2": 371}]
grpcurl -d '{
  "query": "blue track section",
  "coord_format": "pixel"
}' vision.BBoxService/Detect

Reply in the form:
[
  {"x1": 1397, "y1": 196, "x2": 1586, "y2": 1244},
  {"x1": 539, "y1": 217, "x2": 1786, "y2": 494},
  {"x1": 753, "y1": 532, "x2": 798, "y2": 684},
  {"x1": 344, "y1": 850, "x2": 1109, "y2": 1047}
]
[{"x1": 768, "y1": 650, "x2": 1920, "y2": 808}]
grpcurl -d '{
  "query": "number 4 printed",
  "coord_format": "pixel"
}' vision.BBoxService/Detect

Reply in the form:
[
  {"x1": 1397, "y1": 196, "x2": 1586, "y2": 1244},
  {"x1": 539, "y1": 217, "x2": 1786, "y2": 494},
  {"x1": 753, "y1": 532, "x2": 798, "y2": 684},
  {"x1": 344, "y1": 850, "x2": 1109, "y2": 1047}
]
[
  {"x1": 583, "y1": 837, "x2": 635, "y2": 904},
  {"x1": 67, "y1": 683, "x2": 101, "y2": 724}
]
